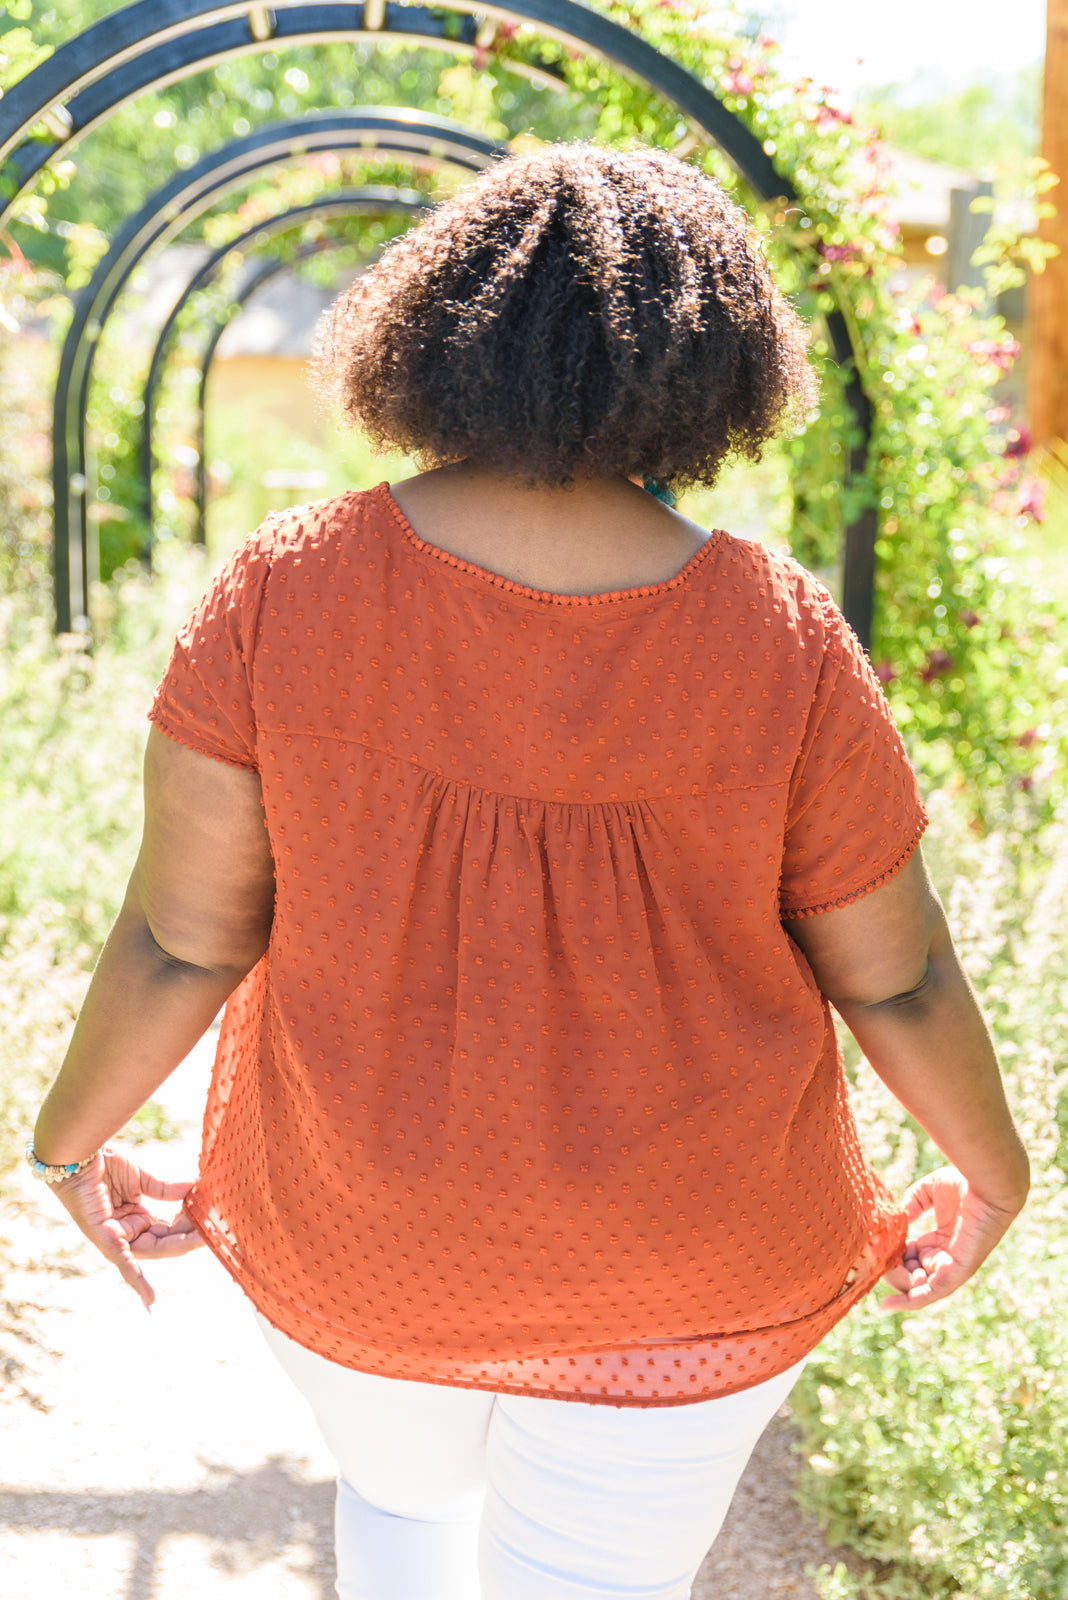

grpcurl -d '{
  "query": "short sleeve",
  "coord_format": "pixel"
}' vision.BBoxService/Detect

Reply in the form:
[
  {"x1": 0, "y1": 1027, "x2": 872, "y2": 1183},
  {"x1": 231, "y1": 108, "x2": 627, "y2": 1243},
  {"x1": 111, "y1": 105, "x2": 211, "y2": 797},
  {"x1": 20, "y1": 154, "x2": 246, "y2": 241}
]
[
  {"x1": 148, "y1": 529, "x2": 274, "y2": 771},
  {"x1": 779, "y1": 600, "x2": 927, "y2": 918}
]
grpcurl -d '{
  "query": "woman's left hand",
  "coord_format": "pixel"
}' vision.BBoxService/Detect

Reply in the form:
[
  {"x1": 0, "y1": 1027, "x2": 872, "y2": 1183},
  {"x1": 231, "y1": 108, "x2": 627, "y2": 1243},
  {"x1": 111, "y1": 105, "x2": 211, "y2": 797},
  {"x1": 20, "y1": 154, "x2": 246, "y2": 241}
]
[
  {"x1": 879, "y1": 1166, "x2": 1025, "y2": 1312},
  {"x1": 48, "y1": 1146, "x2": 205, "y2": 1309}
]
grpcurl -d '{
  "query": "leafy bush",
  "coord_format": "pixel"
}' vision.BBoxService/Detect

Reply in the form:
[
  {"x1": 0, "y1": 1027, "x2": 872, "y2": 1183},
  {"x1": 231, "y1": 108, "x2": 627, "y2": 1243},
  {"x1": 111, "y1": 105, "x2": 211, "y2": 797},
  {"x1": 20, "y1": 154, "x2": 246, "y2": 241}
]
[
  {"x1": 793, "y1": 790, "x2": 1068, "y2": 1600},
  {"x1": 0, "y1": 549, "x2": 212, "y2": 1182}
]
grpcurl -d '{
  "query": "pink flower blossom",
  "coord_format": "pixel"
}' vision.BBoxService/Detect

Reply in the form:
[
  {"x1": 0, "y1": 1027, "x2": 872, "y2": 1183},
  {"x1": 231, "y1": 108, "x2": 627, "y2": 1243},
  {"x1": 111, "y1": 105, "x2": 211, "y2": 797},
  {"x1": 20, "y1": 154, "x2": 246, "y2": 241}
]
[
  {"x1": 721, "y1": 69, "x2": 755, "y2": 95},
  {"x1": 1015, "y1": 475, "x2": 1046, "y2": 522},
  {"x1": 813, "y1": 104, "x2": 853, "y2": 133},
  {"x1": 1003, "y1": 426, "x2": 1032, "y2": 458},
  {"x1": 1018, "y1": 774, "x2": 1035, "y2": 792},
  {"x1": 959, "y1": 609, "x2": 980, "y2": 629},
  {"x1": 874, "y1": 661, "x2": 897, "y2": 684},
  {"x1": 817, "y1": 243, "x2": 862, "y2": 263},
  {"x1": 919, "y1": 649, "x2": 954, "y2": 682},
  {"x1": 966, "y1": 336, "x2": 1020, "y2": 372},
  {"x1": 1016, "y1": 728, "x2": 1041, "y2": 749}
]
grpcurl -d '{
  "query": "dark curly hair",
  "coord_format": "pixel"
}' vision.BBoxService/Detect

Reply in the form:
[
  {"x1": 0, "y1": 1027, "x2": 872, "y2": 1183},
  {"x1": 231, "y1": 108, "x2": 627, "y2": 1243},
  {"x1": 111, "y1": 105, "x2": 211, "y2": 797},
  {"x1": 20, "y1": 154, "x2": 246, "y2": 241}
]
[{"x1": 317, "y1": 142, "x2": 817, "y2": 489}]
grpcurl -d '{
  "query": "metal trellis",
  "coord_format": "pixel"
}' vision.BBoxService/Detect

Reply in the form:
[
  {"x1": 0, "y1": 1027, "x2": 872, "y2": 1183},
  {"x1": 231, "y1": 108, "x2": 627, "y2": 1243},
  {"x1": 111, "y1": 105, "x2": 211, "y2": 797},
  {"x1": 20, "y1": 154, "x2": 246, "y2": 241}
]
[
  {"x1": 0, "y1": 0, "x2": 879, "y2": 642},
  {"x1": 139, "y1": 187, "x2": 427, "y2": 542},
  {"x1": 51, "y1": 111, "x2": 500, "y2": 630}
]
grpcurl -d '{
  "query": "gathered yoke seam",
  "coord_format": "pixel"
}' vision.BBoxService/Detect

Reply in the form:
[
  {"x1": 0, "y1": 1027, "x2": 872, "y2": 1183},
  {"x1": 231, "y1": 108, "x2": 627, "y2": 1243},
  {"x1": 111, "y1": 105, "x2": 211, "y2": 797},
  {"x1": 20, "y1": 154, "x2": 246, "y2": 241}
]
[{"x1": 253, "y1": 721, "x2": 791, "y2": 808}]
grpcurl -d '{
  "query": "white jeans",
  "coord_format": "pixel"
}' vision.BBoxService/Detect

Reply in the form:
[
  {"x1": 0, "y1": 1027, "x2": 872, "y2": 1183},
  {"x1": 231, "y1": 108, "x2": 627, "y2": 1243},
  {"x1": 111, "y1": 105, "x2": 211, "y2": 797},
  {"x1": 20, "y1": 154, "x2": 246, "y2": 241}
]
[{"x1": 257, "y1": 1315, "x2": 804, "y2": 1600}]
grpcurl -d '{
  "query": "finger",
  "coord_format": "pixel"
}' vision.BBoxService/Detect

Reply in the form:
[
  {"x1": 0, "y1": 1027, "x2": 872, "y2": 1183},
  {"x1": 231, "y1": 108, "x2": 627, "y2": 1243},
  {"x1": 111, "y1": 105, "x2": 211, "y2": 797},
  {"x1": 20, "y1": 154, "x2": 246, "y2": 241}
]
[
  {"x1": 899, "y1": 1180, "x2": 937, "y2": 1223},
  {"x1": 879, "y1": 1253, "x2": 970, "y2": 1312},
  {"x1": 129, "y1": 1211, "x2": 206, "y2": 1255},
  {"x1": 130, "y1": 1228, "x2": 206, "y2": 1259},
  {"x1": 138, "y1": 1173, "x2": 198, "y2": 1202},
  {"x1": 914, "y1": 1241, "x2": 956, "y2": 1278},
  {"x1": 94, "y1": 1223, "x2": 156, "y2": 1308}
]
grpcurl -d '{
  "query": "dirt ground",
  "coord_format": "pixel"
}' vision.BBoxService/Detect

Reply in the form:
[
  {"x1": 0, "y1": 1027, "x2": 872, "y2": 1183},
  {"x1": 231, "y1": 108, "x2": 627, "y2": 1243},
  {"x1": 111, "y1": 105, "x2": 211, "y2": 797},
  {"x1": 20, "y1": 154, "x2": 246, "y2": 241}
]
[{"x1": 1, "y1": 1035, "x2": 838, "y2": 1600}]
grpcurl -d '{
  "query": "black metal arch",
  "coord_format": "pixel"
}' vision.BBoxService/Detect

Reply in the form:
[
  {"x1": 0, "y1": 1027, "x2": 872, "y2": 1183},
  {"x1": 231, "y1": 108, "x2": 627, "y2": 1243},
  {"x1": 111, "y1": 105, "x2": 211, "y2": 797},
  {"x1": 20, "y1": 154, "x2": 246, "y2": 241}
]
[
  {"x1": 2, "y1": 1, "x2": 878, "y2": 643},
  {"x1": 193, "y1": 231, "x2": 384, "y2": 545},
  {"x1": 0, "y1": 1, "x2": 788, "y2": 215},
  {"x1": 53, "y1": 110, "x2": 501, "y2": 630},
  {"x1": 141, "y1": 187, "x2": 426, "y2": 542}
]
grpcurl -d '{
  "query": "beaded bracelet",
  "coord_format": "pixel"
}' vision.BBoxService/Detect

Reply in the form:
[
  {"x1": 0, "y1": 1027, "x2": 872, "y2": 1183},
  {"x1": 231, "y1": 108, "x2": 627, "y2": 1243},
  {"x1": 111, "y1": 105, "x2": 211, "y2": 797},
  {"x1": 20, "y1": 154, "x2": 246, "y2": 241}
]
[{"x1": 25, "y1": 1141, "x2": 100, "y2": 1184}]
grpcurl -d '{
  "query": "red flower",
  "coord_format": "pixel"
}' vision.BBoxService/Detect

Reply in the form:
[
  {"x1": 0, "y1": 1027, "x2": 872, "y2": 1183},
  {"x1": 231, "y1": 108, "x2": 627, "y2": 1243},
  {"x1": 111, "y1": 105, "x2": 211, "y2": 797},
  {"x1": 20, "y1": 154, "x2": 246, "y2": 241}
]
[
  {"x1": 959, "y1": 609, "x2": 980, "y2": 629},
  {"x1": 874, "y1": 660, "x2": 897, "y2": 684},
  {"x1": 919, "y1": 649, "x2": 954, "y2": 682},
  {"x1": 1016, "y1": 728, "x2": 1040, "y2": 749},
  {"x1": 1018, "y1": 774, "x2": 1035, "y2": 792},
  {"x1": 1003, "y1": 426, "x2": 1032, "y2": 458}
]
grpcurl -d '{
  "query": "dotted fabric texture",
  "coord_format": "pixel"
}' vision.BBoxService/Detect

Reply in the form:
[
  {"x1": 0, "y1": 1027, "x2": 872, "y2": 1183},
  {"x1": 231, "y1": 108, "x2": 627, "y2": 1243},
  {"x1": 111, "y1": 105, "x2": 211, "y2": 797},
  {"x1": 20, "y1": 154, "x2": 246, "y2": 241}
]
[{"x1": 151, "y1": 484, "x2": 925, "y2": 1406}]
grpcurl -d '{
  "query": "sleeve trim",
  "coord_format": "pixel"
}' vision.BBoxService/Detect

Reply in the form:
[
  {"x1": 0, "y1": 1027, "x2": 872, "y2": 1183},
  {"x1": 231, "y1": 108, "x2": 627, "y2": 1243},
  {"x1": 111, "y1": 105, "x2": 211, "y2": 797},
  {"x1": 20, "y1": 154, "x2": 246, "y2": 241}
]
[
  {"x1": 148, "y1": 706, "x2": 260, "y2": 774},
  {"x1": 779, "y1": 815, "x2": 928, "y2": 920}
]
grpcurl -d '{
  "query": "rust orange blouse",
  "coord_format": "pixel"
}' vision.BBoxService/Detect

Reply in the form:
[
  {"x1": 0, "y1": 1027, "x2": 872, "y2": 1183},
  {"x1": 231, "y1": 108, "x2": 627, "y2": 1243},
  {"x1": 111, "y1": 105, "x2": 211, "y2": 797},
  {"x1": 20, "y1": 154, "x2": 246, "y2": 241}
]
[{"x1": 151, "y1": 484, "x2": 925, "y2": 1405}]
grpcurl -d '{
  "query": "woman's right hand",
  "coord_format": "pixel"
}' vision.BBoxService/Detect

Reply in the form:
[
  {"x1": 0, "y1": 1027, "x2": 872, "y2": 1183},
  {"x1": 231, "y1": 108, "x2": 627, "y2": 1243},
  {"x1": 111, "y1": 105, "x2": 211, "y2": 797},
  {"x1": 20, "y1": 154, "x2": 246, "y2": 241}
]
[
  {"x1": 47, "y1": 1146, "x2": 205, "y2": 1310},
  {"x1": 879, "y1": 1166, "x2": 1027, "y2": 1312}
]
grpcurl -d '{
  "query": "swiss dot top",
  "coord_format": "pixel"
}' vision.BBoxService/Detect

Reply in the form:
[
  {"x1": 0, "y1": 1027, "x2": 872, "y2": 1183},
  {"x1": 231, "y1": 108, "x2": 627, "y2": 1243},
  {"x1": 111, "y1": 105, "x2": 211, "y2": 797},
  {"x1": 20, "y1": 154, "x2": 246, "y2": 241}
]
[{"x1": 151, "y1": 484, "x2": 926, "y2": 1405}]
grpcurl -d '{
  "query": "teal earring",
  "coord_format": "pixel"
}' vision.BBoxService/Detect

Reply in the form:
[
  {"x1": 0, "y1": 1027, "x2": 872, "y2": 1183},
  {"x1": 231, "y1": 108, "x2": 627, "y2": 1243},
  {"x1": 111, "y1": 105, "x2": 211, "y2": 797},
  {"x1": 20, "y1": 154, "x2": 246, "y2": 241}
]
[{"x1": 642, "y1": 476, "x2": 677, "y2": 508}]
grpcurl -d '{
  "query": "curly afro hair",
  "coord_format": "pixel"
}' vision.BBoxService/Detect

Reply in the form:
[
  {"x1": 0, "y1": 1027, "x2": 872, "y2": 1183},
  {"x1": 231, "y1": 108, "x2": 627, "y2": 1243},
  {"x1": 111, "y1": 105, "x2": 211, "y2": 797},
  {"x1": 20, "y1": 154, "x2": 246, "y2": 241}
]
[{"x1": 317, "y1": 142, "x2": 817, "y2": 489}]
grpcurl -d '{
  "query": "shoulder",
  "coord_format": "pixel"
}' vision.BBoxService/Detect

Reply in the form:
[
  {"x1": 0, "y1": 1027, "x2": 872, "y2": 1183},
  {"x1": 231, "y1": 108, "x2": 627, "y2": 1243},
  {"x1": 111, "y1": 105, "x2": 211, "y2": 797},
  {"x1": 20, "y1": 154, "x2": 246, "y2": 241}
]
[
  {"x1": 248, "y1": 486, "x2": 378, "y2": 561},
  {"x1": 708, "y1": 531, "x2": 848, "y2": 656},
  {"x1": 202, "y1": 486, "x2": 386, "y2": 605}
]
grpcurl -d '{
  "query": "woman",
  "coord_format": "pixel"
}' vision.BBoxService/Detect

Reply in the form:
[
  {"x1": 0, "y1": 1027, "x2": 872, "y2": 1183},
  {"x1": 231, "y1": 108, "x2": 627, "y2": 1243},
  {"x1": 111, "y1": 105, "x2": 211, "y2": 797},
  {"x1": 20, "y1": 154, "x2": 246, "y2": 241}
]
[{"x1": 30, "y1": 144, "x2": 1028, "y2": 1600}]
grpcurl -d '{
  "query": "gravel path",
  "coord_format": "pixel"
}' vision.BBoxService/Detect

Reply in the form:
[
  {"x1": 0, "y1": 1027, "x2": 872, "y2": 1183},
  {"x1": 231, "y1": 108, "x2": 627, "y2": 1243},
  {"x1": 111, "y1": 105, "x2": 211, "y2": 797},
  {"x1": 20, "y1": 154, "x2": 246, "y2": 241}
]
[{"x1": 1, "y1": 1035, "x2": 837, "y2": 1599}]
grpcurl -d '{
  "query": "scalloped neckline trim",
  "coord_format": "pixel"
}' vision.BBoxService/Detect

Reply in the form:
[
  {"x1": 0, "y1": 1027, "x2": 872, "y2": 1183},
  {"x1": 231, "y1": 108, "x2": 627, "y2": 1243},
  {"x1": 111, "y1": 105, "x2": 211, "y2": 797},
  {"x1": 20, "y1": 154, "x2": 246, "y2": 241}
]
[{"x1": 377, "y1": 482, "x2": 722, "y2": 607}]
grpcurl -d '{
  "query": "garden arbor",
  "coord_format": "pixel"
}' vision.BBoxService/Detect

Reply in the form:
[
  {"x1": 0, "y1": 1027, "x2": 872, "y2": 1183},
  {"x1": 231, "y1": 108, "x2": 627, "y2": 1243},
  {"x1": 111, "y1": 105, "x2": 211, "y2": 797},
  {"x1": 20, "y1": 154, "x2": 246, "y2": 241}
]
[
  {"x1": 141, "y1": 187, "x2": 430, "y2": 542},
  {"x1": 50, "y1": 110, "x2": 500, "y2": 631},
  {"x1": 0, "y1": 0, "x2": 876, "y2": 642}
]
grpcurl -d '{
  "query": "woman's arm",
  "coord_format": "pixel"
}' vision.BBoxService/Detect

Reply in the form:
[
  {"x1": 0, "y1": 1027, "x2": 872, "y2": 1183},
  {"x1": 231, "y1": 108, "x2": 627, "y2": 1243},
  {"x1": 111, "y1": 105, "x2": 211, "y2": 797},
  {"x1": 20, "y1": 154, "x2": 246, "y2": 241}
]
[
  {"x1": 784, "y1": 849, "x2": 1030, "y2": 1311},
  {"x1": 31, "y1": 728, "x2": 276, "y2": 1304}
]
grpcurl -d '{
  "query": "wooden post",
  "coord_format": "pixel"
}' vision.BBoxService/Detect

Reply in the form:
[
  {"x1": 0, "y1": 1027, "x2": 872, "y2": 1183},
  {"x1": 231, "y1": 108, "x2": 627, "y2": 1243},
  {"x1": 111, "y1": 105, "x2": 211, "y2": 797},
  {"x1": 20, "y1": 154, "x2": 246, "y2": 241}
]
[{"x1": 1031, "y1": 0, "x2": 1068, "y2": 447}]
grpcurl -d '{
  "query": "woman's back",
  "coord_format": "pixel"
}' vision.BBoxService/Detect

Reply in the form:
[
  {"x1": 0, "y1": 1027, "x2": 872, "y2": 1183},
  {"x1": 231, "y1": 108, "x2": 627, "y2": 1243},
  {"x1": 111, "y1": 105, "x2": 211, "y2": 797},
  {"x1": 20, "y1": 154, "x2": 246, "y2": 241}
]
[{"x1": 154, "y1": 478, "x2": 923, "y2": 1402}]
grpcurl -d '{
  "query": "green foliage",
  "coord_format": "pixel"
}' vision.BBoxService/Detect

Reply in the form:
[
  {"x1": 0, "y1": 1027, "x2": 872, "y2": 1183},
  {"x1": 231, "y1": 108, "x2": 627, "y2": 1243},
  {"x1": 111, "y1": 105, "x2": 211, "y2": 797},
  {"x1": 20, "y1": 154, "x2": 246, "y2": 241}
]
[
  {"x1": 793, "y1": 791, "x2": 1068, "y2": 1600},
  {"x1": 0, "y1": 549, "x2": 213, "y2": 1181},
  {"x1": 853, "y1": 70, "x2": 1040, "y2": 174}
]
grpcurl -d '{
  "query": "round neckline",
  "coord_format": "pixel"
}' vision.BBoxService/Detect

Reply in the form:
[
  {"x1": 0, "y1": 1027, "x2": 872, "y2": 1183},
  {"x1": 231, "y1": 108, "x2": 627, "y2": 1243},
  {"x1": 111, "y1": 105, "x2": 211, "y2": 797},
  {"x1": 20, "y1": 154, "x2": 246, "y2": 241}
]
[{"x1": 376, "y1": 482, "x2": 722, "y2": 608}]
